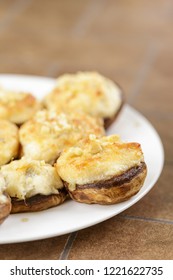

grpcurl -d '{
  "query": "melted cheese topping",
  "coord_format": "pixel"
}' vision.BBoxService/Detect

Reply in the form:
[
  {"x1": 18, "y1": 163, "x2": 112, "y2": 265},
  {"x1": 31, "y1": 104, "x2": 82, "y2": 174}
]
[
  {"x1": 0, "y1": 120, "x2": 19, "y2": 166},
  {"x1": 19, "y1": 110, "x2": 105, "y2": 163},
  {"x1": 0, "y1": 175, "x2": 7, "y2": 203},
  {"x1": 56, "y1": 135, "x2": 144, "y2": 188},
  {"x1": 0, "y1": 158, "x2": 63, "y2": 200},
  {"x1": 43, "y1": 72, "x2": 122, "y2": 118},
  {"x1": 0, "y1": 87, "x2": 41, "y2": 124}
]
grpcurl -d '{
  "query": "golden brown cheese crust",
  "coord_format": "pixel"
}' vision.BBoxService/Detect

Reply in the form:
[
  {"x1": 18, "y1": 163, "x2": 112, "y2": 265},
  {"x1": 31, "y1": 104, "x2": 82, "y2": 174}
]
[
  {"x1": 43, "y1": 72, "x2": 123, "y2": 127},
  {"x1": 0, "y1": 120, "x2": 19, "y2": 166},
  {"x1": 56, "y1": 135, "x2": 145, "y2": 185},
  {"x1": 0, "y1": 87, "x2": 41, "y2": 124},
  {"x1": 56, "y1": 135, "x2": 147, "y2": 205},
  {"x1": 19, "y1": 110, "x2": 105, "y2": 163}
]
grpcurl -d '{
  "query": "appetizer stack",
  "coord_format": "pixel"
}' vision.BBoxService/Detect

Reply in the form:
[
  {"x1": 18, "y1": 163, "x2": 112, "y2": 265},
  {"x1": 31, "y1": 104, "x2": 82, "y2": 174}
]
[{"x1": 0, "y1": 72, "x2": 147, "y2": 225}]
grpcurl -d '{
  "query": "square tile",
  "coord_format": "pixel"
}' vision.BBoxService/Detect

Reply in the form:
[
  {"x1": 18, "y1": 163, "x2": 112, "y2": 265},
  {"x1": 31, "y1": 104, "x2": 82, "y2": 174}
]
[
  {"x1": 0, "y1": 235, "x2": 68, "y2": 260},
  {"x1": 131, "y1": 45, "x2": 173, "y2": 116},
  {"x1": 0, "y1": 0, "x2": 19, "y2": 18},
  {"x1": 68, "y1": 217, "x2": 173, "y2": 259},
  {"x1": 4, "y1": 0, "x2": 91, "y2": 37},
  {"x1": 87, "y1": 0, "x2": 171, "y2": 42}
]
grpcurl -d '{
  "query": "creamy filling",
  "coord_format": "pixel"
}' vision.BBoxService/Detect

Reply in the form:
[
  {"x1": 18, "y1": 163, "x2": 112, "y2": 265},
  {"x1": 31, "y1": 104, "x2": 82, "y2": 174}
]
[{"x1": 0, "y1": 159, "x2": 63, "y2": 200}]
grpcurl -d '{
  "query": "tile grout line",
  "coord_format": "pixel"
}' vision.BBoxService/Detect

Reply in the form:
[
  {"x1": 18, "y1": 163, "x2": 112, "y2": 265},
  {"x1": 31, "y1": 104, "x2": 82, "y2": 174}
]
[
  {"x1": 59, "y1": 232, "x2": 78, "y2": 260},
  {"x1": 0, "y1": 0, "x2": 33, "y2": 33},
  {"x1": 71, "y1": 0, "x2": 106, "y2": 38},
  {"x1": 120, "y1": 214, "x2": 173, "y2": 225},
  {"x1": 128, "y1": 42, "x2": 159, "y2": 104}
]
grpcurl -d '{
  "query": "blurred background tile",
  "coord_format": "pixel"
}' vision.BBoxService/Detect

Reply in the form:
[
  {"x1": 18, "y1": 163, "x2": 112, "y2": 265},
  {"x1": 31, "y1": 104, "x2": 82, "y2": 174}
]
[
  {"x1": 68, "y1": 217, "x2": 173, "y2": 260},
  {"x1": 130, "y1": 45, "x2": 173, "y2": 116},
  {"x1": 0, "y1": 234, "x2": 68, "y2": 260}
]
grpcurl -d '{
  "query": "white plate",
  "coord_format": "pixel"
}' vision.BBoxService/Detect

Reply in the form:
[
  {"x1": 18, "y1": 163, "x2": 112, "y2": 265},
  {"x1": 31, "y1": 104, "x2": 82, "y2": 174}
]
[{"x1": 0, "y1": 74, "x2": 164, "y2": 244}]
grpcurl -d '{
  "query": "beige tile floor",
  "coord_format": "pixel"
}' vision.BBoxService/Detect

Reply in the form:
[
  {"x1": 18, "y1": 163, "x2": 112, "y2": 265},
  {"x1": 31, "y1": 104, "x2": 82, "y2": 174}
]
[{"x1": 0, "y1": 0, "x2": 172, "y2": 259}]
